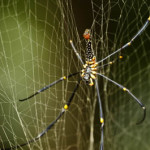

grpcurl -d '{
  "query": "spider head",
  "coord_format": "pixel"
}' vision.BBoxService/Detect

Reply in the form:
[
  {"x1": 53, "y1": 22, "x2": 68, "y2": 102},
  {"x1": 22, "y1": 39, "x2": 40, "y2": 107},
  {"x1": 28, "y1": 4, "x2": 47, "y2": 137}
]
[{"x1": 83, "y1": 29, "x2": 91, "y2": 40}]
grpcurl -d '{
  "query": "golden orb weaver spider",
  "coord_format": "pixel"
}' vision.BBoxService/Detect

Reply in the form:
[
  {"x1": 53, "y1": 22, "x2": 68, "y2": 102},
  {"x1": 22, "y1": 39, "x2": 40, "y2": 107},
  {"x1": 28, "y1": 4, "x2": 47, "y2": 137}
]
[{"x1": 4, "y1": 16, "x2": 150, "y2": 150}]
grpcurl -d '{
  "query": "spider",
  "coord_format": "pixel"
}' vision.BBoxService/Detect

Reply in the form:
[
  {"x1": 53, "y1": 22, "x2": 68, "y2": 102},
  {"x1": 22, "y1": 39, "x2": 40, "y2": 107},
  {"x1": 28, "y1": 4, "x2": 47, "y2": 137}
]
[{"x1": 4, "y1": 16, "x2": 150, "y2": 150}]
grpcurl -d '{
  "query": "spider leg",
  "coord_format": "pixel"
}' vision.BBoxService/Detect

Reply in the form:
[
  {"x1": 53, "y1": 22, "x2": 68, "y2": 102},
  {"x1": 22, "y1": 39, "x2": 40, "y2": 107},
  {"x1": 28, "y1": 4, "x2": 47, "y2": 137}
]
[
  {"x1": 70, "y1": 40, "x2": 84, "y2": 65},
  {"x1": 4, "y1": 78, "x2": 81, "y2": 150},
  {"x1": 97, "y1": 16, "x2": 150, "y2": 64},
  {"x1": 19, "y1": 72, "x2": 79, "y2": 101},
  {"x1": 97, "y1": 60, "x2": 116, "y2": 69},
  {"x1": 95, "y1": 79, "x2": 104, "y2": 150},
  {"x1": 96, "y1": 73, "x2": 146, "y2": 124}
]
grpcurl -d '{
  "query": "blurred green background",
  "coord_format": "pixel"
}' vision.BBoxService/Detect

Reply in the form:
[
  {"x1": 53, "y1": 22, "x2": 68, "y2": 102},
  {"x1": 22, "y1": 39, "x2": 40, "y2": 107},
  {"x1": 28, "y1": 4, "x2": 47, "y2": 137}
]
[{"x1": 0, "y1": 0, "x2": 150, "y2": 150}]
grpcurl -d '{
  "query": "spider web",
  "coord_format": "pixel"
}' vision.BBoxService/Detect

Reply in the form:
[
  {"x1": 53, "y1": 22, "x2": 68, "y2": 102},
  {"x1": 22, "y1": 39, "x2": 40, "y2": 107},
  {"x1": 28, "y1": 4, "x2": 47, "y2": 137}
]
[{"x1": 0, "y1": 0, "x2": 150, "y2": 150}]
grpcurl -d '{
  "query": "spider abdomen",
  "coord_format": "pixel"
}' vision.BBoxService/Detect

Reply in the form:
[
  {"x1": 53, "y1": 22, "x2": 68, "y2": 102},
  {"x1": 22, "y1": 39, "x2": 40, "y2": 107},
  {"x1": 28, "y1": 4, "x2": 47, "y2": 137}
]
[{"x1": 86, "y1": 40, "x2": 94, "y2": 60}]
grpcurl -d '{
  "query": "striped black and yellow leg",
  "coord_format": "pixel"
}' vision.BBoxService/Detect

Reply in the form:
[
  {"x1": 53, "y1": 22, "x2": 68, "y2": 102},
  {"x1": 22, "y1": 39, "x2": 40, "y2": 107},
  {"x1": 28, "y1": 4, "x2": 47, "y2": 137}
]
[
  {"x1": 97, "y1": 60, "x2": 115, "y2": 69},
  {"x1": 70, "y1": 40, "x2": 84, "y2": 65},
  {"x1": 95, "y1": 79, "x2": 104, "y2": 150},
  {"x1": 97, "y1": 73, "x2": 146, "y2": 124},
  {"x1": 97, "y1": 16, "x2": 150, "y2": 64},
  {"x1": 19, "y1": 72, "x2": 79, "y2": 101},
  {"x1": 4, "y1": 79, "x2": 81, "y2": 150}
]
